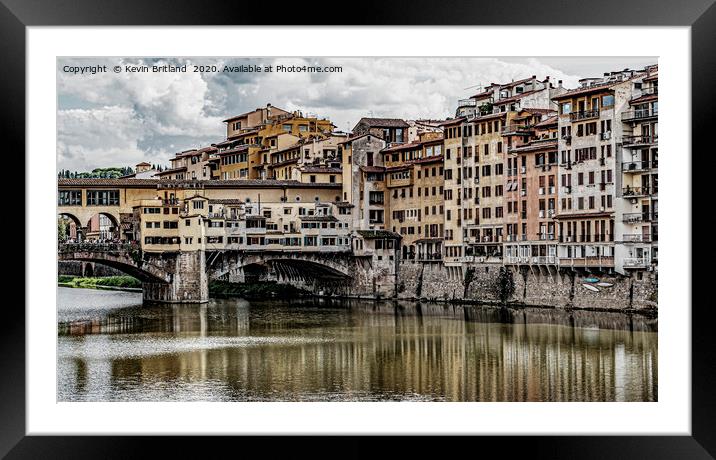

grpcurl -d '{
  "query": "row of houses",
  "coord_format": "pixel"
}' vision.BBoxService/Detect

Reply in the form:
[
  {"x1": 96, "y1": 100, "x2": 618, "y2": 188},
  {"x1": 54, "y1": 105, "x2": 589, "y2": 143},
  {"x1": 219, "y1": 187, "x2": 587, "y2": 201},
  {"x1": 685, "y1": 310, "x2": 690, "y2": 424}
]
[
  {"x1": 341, "y1": 66, "x2": 657, "y2": 276},
  {"x1": 109, "y1": 63, "x2": 657, "y2": 277}
]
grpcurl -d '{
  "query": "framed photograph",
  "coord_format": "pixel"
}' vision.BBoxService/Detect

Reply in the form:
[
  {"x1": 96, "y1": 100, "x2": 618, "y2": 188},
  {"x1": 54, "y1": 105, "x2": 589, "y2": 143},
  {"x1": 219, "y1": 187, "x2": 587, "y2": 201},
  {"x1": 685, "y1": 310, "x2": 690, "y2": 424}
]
[{"x1": 6, "y1": 0, "x2": 713, "y2": 456}]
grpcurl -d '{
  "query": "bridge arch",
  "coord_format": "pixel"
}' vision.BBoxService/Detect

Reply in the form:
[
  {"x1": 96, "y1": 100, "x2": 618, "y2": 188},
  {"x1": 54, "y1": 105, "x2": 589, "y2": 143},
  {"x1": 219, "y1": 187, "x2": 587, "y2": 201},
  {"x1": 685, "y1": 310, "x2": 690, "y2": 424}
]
[{"x1": 58, "y1": 245, "x2": 171, "y2": 284}]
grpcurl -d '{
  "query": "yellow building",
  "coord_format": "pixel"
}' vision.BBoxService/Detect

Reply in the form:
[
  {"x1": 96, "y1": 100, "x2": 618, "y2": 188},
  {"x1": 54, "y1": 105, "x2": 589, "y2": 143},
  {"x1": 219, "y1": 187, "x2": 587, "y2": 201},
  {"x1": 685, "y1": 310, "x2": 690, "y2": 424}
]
[
  {"x1": 381, "y1": 133, "x2": 445, "y2": 261},
  {"x1": 218, "y1": 105, "x2": 335, "y2": 180}
]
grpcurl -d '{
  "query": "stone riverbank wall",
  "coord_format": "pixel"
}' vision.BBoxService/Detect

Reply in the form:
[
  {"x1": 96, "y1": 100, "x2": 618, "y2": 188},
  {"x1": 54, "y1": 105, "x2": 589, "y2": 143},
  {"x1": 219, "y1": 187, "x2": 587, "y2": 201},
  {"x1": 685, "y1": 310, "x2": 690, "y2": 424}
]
[{"x1": 396, "y1": 261, "x2": 657, "y2": 312}]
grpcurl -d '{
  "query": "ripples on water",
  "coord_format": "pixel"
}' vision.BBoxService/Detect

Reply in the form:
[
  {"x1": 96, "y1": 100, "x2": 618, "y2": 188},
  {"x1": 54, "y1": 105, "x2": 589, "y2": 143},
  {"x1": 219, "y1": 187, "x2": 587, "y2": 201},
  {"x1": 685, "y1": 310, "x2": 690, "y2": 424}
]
[{"x1": 57, "y1": 287, "x2": 657, "y2": 402}]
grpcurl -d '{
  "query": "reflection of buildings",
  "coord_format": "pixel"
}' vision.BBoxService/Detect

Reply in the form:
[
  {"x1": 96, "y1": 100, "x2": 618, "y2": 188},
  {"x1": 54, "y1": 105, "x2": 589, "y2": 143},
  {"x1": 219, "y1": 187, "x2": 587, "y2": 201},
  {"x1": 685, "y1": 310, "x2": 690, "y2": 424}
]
[{"x1": 59, "y1": 301, "x2": 657, "y2": 402}]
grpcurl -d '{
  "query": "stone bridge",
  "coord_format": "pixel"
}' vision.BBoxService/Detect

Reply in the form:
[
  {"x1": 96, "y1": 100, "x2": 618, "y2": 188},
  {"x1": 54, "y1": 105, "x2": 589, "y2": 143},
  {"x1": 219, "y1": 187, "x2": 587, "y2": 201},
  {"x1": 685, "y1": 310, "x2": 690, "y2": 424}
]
[
  {"x1": 58, "y1": 243, "x2": 208, "y2": 303},
  {"x1": 59, "y1": 243, "x2": 396, "y2": 302}
]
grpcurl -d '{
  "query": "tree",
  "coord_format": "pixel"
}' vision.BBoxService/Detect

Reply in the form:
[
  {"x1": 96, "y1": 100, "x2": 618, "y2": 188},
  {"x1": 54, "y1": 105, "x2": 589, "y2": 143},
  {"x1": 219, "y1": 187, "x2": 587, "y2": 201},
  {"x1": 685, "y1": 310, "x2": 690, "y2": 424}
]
[
  {"x1": 57, "y1": 217, "x2": 69, "y2": 242},
  {"x1": 493, "y1": 267, "x2": 515, "y2": 304},
  {"x1": 478, "y1": 102, "x2": 493, "y2": 115}
]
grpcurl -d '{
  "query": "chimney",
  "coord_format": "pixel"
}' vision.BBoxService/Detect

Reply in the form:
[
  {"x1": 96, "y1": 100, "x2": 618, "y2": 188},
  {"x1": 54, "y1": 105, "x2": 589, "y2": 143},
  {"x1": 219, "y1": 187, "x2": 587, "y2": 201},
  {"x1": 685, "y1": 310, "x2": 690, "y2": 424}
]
[{"x1": 558, "y1": 80, "x2": 563, "y2": 88}]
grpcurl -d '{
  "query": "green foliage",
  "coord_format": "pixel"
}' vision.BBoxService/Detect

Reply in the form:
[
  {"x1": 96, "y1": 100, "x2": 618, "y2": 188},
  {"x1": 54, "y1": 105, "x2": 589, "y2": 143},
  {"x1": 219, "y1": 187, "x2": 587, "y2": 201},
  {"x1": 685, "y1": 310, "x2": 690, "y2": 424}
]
[
  {"x1": 58, "y1": 276, "x2": 142, "y2": 289},
  {"x1": 493, "y1": 267, "x2": 515, "y2": 304},
  {"x1": 478, "y1": 102, "x2": 493, "y2": 115},
  {"x1": 57, "y1": 217, "x2": 69, "y2": 242},
  {"x1": 58, "y1": 166, "x2": 135, "y2": 179}
]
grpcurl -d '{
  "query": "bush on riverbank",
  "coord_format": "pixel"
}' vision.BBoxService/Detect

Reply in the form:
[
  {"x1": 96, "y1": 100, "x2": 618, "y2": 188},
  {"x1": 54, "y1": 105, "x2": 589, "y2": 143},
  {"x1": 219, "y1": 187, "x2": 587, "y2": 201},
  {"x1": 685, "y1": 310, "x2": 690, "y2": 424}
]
[
  {"x1": 58, "y1": 275, "x2": 142, "y2": 289},
  {"x1": 209, "y1": 281, "x2": 308, "y2": 299}
]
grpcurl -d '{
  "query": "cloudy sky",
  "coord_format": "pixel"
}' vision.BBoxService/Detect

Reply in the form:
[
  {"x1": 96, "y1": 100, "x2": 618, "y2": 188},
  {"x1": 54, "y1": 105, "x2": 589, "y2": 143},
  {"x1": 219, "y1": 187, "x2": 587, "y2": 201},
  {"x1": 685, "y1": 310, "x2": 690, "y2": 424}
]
[{"x1": 57, "y1": 56, "x2": 656, "y2": 172}]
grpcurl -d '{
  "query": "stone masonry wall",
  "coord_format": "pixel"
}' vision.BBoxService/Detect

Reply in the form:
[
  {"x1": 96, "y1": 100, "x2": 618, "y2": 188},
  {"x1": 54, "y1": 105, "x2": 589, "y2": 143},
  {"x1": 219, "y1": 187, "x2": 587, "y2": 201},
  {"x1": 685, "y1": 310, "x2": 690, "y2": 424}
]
[
  {"x1": 143, "y1": 251, "x2": 209, "y2": 303},
  {"x1": 396, "y1": 261, "x2": 657, "y2": 311}
]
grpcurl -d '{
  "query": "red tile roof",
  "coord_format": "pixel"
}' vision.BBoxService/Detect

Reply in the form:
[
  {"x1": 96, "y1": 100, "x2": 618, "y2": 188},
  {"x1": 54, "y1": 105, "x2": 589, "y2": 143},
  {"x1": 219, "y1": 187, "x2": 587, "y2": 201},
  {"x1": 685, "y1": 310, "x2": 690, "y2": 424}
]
[
  {"x1": 494, "y1": 89, "x2": 540, "y2": 105},
  {"x1": 438, "y1": 117, "x2": 466, "y2": 126},
  {"x1": 355, "y1": 117, "x2": 410, "y2": 128},
  {"x1": 534, "y1": 115, "x2": 559, "y2": 127},
  {"x1": 629, "y1": 94, "x2": 658, "y2": 105}
]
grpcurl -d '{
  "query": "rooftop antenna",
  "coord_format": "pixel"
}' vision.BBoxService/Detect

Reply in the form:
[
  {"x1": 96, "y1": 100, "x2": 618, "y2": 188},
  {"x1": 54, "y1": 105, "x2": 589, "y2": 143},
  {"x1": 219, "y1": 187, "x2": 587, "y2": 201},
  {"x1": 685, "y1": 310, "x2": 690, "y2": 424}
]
[{"x1": 463, "y1": 82, "x2": 484, "y2": 91}]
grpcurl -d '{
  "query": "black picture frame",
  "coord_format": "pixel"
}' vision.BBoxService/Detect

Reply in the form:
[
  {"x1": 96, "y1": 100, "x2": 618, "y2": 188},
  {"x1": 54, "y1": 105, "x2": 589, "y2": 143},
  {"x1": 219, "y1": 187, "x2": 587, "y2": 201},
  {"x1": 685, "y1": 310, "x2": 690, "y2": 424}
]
[{"x1": 4, "y1": 0, "x2": 713, "y2": 457}]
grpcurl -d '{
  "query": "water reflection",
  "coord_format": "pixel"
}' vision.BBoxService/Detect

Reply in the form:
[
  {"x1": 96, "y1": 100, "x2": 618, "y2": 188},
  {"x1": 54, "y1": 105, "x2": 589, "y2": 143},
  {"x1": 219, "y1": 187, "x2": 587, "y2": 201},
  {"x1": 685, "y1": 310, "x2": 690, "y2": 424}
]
[{"x1": 57, "y1": 287, "x2": 657, "y2": 402}]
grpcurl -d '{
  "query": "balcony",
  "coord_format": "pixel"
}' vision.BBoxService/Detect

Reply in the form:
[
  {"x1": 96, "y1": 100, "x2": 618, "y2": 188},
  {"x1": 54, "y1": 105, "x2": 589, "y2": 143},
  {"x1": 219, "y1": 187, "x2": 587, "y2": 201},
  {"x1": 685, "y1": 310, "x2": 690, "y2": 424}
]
[
  {"x1": 533, "y1": 255, "x2": 557, "y2": 264},
  {"x1": 622, "y1": 108, "x2": 658, "y2": 122},
  {"x1": 623, "y1": 257, "x2": 650, "y2": 268},
  {"x1": 569, "y1": 109, "x2": 600, "y2": 122},
  {"x1": 622, "y1": 212, "x2": 657, "y2": 223},
  {"x1": 622, "y1": 160, "x2": 658, "y2": 172},
  {"x1": 622, "y1": 134, "x2": 658, "y2": 147},
  {"x1": 558, "y1": 256, "x2": 614, "y2": 268},
  {"x1": 502, "y1": 124, "x2": 533, "y2": 135},
  {"x1": 621, "y1": 234, "x2": 652, "y2": 243},
  {"x1": 417, "y1": 253, "x2": 443, "y2": 262},
  {"x1": 622, "y1": 186, "x2": 656, "y2": 197}
]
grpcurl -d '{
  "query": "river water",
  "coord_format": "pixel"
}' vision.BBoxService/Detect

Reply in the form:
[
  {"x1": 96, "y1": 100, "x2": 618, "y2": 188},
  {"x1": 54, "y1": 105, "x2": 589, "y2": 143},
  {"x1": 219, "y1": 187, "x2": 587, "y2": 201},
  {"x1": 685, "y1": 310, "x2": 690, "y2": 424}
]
[{"x1": 57, "y1": 287, "x2": 657, "y2": 402}]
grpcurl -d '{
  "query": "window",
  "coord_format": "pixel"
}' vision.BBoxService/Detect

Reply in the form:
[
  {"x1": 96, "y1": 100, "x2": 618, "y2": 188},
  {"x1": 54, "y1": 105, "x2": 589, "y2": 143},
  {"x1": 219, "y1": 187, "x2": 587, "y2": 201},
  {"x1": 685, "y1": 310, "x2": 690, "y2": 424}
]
[
  {"x1": 193, "y1": 200, "x2": 204, "y2": 210},
  {"x1": 602, "y1": 95, "x2": 615, "y2": 107},
  {"x1": 561, "y1": 102, "x2": 571, "y2": 114},
  {"x1": 369, "y1": 191, "x2": 384, "y2": 205},
  {"x1": 58, "y1": 190, "x2": 81, "y2": 206},
  {"x1": 86, "y1": 190, "x2": 119, "y2": 206}
]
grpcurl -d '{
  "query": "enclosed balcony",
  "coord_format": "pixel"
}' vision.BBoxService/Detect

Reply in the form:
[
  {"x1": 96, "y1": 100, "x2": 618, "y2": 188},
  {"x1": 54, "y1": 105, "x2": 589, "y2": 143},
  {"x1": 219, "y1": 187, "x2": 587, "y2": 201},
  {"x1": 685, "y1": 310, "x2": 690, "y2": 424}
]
[{"x1": 558, "y1": 256, "x2": 614, "y2": 268}]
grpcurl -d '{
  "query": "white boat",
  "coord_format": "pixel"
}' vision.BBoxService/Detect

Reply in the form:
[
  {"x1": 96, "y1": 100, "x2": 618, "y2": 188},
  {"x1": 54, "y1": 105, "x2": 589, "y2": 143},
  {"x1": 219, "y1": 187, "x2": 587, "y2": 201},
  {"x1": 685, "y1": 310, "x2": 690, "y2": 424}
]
[
  {"x1": 596, "y1": 282, "x2": 613, "y2": 288},
  {"x1": 582, "y1": 283, "x2": 600, "y2": 292}
]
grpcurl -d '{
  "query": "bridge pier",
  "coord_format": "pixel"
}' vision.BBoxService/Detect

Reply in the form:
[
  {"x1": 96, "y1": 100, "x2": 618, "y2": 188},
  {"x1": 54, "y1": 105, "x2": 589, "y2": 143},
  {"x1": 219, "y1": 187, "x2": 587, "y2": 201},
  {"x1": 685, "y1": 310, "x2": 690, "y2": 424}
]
[{"x1": 143, "y1": 251, "x2": 209, "y2": 303}]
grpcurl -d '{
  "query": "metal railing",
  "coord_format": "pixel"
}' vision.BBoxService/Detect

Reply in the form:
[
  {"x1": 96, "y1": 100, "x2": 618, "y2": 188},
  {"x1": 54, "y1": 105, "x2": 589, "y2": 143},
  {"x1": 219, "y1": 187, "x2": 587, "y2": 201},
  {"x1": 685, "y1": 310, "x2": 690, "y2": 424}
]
[
  {"x1": 622, "y1": 186, "x2": 656, "y2": 197},
  {"x1": 622, "y1": 108, "x2": 658, "y2": 122},
  {"x1": 502, "y1": 124, "x2": 533, "y2": 134},
  {"x1": 622, "y1": 234, "x2": 652, "y2": 243},
  {"x1": 569, "y1": 109, "x2": 600, "y2": 122},
  {"x1": 623, "y1": 257, "x2": 650, "y2": 268},
  {"x1": 622, "y1": 212, "x2": 657, "y2": 223},
  {"x1": 622, "y1": 134, "x2": 658, "y2": 146},
  {"x1": 622, "y1": 160, "x2": 657, "y2": 172}
]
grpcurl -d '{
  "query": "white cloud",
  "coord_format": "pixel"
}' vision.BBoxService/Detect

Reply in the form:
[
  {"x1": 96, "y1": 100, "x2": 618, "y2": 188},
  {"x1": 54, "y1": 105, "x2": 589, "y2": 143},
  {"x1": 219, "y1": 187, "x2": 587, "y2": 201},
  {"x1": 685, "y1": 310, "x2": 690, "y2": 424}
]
[
  {"x1": 58, "y1": 57, "x2": 651, "y2": 171},
  {"x1": 58, "y1": 106, "x2": 160, "y2": 170}
]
